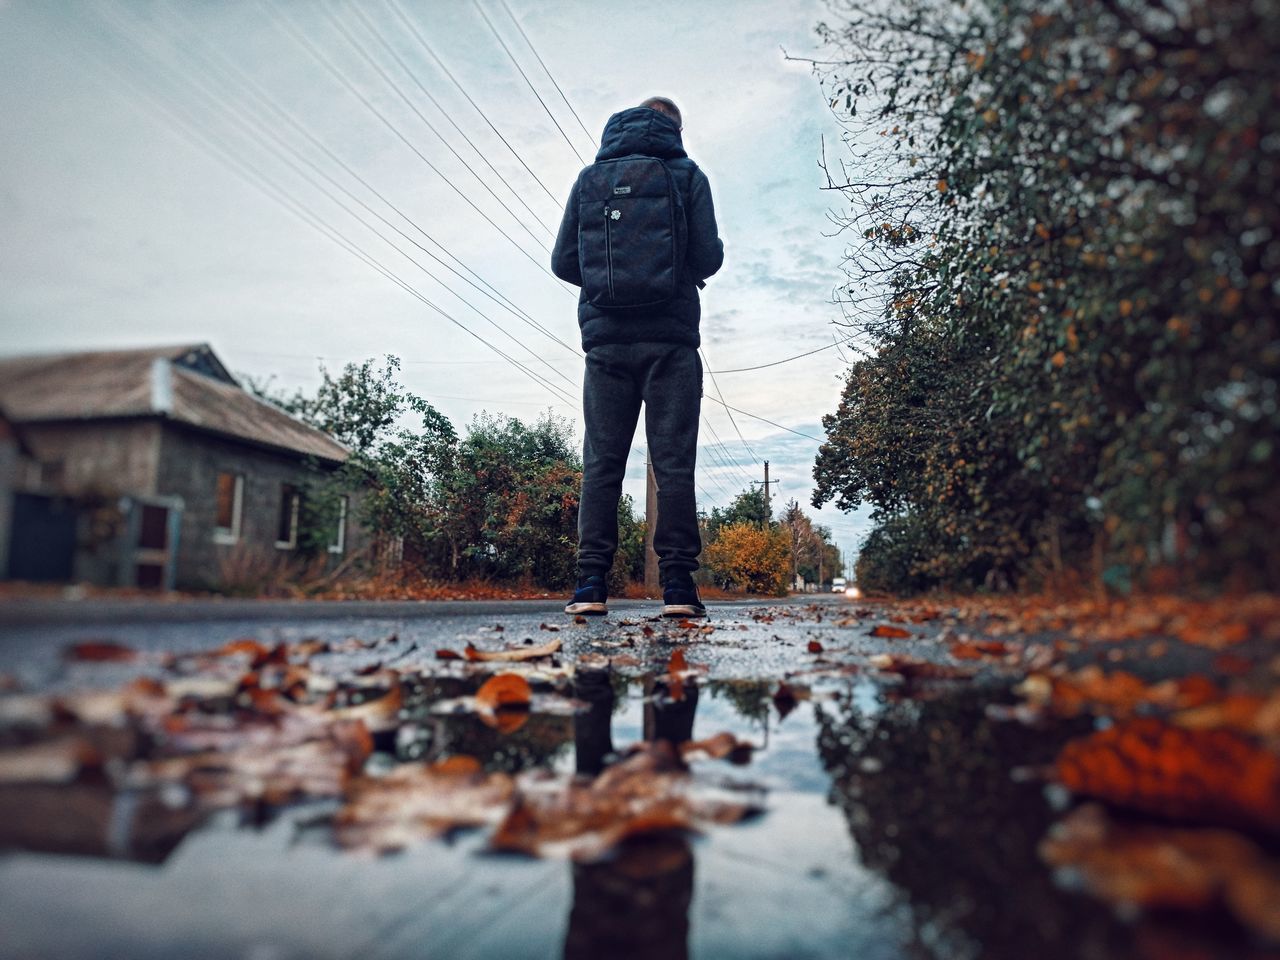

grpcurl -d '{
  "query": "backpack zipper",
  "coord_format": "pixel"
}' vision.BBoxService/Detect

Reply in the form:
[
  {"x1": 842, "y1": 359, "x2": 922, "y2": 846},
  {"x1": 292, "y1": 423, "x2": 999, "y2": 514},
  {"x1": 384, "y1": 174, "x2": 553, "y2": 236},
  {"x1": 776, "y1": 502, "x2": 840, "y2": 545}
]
[{"x1": 603, "y1": 204, "x2": 616, "y2": 299}]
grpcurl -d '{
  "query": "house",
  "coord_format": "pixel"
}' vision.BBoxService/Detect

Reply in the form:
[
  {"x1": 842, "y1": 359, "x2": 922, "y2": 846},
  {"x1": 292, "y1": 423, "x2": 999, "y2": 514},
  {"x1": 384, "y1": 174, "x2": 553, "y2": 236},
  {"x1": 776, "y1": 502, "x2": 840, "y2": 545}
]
[{"x1": 0, "y1": 344, "x2": 363, "y2": 591}]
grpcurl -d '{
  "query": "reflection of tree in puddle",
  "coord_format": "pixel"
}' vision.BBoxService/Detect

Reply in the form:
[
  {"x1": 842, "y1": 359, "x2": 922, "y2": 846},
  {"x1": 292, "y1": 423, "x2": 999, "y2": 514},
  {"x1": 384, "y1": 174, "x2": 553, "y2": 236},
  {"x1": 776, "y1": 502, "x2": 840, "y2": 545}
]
[
  {"x1": 816, "y1": 684, "x2": 1131, "y2": 960},
  {"x1": 816, "y1": 685, "x2": 1277, "y2": 960}
]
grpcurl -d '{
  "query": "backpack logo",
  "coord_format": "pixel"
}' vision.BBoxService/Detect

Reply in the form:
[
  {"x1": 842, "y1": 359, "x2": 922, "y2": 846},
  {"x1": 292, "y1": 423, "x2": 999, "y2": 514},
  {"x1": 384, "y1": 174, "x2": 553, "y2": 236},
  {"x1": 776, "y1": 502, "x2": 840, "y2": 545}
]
[
  {"x1": 613, "y1": 186, "x2": 632, "y2": 196},
  {"x1": 610, "y1": 209, "x2": 622, "y2": 220}
]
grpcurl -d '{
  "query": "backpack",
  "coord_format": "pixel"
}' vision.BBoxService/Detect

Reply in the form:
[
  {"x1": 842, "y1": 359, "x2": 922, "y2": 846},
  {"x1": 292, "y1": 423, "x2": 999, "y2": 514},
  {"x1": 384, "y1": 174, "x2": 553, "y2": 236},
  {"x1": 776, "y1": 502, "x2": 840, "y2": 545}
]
[{"x1": 577, "y1": 155, "x2": 686, "y2": 308}]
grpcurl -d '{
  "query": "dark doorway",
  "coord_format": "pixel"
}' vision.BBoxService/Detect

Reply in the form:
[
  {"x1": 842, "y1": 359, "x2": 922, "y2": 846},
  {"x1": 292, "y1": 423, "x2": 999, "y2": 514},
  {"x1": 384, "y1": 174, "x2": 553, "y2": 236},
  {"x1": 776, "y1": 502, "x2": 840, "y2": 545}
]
[{"x1": 7, "y1": 493, "x2": 77, "y2": 582}]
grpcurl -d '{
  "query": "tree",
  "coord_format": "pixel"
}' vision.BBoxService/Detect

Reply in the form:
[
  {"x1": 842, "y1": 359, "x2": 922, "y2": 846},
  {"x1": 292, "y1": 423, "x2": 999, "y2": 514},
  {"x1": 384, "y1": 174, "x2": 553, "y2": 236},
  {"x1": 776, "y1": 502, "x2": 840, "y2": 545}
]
[{"x1": 810, "y1": 0, "x2": 1280, "y2": 592}]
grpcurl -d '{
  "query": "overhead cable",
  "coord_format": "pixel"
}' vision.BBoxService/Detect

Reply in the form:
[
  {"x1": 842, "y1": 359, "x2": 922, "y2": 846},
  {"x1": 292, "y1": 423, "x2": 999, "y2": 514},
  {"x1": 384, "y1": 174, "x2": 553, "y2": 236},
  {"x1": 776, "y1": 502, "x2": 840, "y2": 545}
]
[{"x1": 471, "y1": 0, "x2": 588, "y2": 165}]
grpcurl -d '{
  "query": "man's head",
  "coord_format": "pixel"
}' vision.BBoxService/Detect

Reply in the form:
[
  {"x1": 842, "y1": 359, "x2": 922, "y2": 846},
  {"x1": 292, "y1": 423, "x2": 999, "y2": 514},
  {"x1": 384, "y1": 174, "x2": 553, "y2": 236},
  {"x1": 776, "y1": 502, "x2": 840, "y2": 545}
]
[{"x1": 639, "y1": 96, "x2": 682, "y2": 131}]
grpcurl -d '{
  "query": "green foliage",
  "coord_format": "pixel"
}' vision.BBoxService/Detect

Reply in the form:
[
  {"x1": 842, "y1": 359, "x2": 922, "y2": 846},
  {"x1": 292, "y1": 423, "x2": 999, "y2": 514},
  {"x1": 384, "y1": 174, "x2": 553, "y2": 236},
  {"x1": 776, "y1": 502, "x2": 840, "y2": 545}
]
[
  {"x1": 705, "y1": 487, "x2": 770, "y2": 536},
  {"x1": 854, "y1": 515, "x2": 936, "y2": 596},
  {"x1": 812, "y1": 0, "x2": 1280, "y2": 593},
  {"x1": 250, "y1": 358, "x2": 597, "y2": 590}
]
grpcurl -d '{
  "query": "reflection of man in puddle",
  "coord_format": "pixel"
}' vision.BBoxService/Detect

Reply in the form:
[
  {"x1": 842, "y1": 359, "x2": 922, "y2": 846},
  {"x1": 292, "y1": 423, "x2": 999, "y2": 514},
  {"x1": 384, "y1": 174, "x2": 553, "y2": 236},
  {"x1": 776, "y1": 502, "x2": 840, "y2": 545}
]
[{"x1": 563, "y1": 662, "x2": 697, "y2": 960}]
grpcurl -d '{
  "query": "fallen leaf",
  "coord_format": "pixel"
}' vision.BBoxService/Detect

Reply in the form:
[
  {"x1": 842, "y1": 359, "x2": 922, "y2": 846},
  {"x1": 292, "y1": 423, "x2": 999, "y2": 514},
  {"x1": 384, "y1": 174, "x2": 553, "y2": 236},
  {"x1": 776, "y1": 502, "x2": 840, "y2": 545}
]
[
  {"x1": 668, "y1": 649, "x2": 688, "y2": 675},
  {"x1": 1054, "y1": 718, "x2": 1280, "y2": 835},
  {"x1": 539, "y1": 623, "x2": 560, "y2": 633},
  {"x1": 868, "y1": 653, "x2": 973, "y2": 680},
  {"x1": 807, "y1": 640, "x2": 824, "y2": 654},
  {"x1": 773, "y1": 682, "x2": 799, "y2": 719},
  {"x1": 465, "y1": 637, "x2": 561, "y2": 662},
  {"x1": 574, "y1": 615, "x2": 587, "y2": 625},
  {"x1": 680, "y1": 732, "x2": 754, "y2": 764},
  {"x1": 475, "y1": 674, "x2": 532, "y2": 711},
  {"x1": 870, "y1": 625, "x2": 912, "y2": 639},
  {"x1": 64, "y1": 641, "x2": 139, "y2": 662},
  {"x1": 0, "y1": 737, "x2": 98, "y2": 785},
  {"x1": 335, "y1": 759, "x2": 515, "y2": 852},
  {"x1": 435, "y1": 648, "x2": 463, "y2": 661},
  {"x1": 1040, "y1": 803, "x2": 1280, "y2": 941},
  {"x1": 949, "y1": 639, "x2": 1010, "y2": 659}
]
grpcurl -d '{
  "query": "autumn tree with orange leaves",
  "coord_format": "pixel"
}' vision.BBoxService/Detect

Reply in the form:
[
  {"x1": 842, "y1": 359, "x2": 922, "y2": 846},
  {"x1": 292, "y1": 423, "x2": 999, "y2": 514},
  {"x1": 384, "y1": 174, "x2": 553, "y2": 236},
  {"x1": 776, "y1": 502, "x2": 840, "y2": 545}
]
[{"x1": 810, "y1": 0, "x2": 1280, "y2": 593}]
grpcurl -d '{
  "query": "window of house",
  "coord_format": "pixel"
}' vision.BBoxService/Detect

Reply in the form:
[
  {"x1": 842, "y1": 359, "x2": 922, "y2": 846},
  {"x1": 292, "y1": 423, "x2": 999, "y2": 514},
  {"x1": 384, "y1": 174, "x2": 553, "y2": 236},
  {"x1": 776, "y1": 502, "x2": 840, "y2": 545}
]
[
  {"x1": 213, "y1": 473, "x2": 243, "y2": 543},
  {"x1": 275, "y1": 484, "x2": 300, "y2": 550},
  {"x1": 328, "y1": 496, "x2": 348, "y2": 555}
]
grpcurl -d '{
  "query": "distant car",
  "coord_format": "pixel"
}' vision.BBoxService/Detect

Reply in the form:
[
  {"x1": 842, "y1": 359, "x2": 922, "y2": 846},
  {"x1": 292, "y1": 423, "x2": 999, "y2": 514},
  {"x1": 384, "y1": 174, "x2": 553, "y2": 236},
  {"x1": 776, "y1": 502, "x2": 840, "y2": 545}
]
[{"x1": 831, "y1": 577, "x2": 847, "y2": 593}]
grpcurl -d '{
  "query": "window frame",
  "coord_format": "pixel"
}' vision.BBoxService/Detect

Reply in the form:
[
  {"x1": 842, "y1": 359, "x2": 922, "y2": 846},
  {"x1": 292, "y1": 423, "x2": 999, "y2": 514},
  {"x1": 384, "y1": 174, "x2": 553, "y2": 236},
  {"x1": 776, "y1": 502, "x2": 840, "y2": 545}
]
[
  {"x1": 275, "y1": 484, "x2": 300, "y2": 551},
  {"x1": 212, "y1": 472, "x2": 244, "y2": 545},
  {"x1": 327, "y1": 495, "x2": 348, "y2": 555}
]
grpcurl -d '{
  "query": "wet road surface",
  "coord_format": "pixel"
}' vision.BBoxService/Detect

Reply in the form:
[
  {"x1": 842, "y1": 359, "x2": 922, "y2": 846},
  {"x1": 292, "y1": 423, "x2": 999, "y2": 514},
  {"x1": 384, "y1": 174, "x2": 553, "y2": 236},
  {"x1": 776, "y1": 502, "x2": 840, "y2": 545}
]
[{"x1": 0, "y1": 595, "x2": 1267, "y2": 959}]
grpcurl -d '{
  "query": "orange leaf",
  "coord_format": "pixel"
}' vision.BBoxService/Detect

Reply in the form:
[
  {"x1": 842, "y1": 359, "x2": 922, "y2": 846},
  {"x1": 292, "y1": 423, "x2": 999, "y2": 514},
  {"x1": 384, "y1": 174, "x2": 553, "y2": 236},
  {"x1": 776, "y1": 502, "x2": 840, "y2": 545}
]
[
  {"x1": 668, "y1": 649, "x2": 688, "y2": 675},
  {"x1": 1054, "y1": 718, "x2": 1280, "y2": 835},
  {"x1": 870, "y1": 625, "x2": 911, "y2": 639},
  {"x1": 435, "y1": 648, "x2": 462, "y2": 660},
  {"x1": 64, "y1": 641, "x2": 138, "y2": 662},
  {"x1": 475, "y1": 674, "x2": 532, "y2": 712},
  {"x1": 807, "y1": 640, "x2": 825, "y2": 653}
]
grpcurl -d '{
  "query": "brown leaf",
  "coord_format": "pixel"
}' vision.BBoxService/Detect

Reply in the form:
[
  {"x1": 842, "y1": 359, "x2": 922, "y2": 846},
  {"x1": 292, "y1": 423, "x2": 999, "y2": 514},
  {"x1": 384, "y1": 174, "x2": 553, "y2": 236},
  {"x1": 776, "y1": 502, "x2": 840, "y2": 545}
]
[
  {"x1": 336, "y1": 760, "x2": 515, "y2": 852},
  {"x1": 574, "y1": 615, "x2": 588, "y2": 625},
  {"x1": 680, "y1": 732, "x2": 755, "y2": 764},
  {"x1": 475, "y1": 674, "x2": 532, "y2": 712},
  {"x1": 0, "y1": 737, "x2": 99, "y2": 785},
  {"x1": 1054, "y1": 718, "x2": 1280, "y2": 835},
  {"x1": 64, "y1": 641, "x2": 139, "y2": 662},
  {"x1": 773, "y1": 682, "x2": 799, "y2": 719},
  {"x1": 328, "y1": 683, "x2": 403, "y2": 732},
  {"x1": 465, "y1": 637, "x2": 562, "y2": 662},
  {"x1": 870, "y1": 625, "x2": 912, "y2": 639},
  {"x1": 435, "y1": 648, "x2": 463, "y2": 661},
  {"x1": 1040, "y1": 803, "x2": 1280, "y2": 941},
  {"x1": 868, "y1": 653, "x2": 973, "y2": 680},
  {"x1": 539, "y1": 623, "x2": 560, "y2": 632},
  {"x1": 807, "y1": 640, "x2": 824, "y2": 654},
  {"x1": 216, "y1": 638, "x2": 269, "y2": 659},
  {"x1": 641, "y1": 625, "x2": 656, "y2": 638},
  {"x1": 949, "y1": 639, "x2": 1010, "y2": 660},
  {"x1": 668, "y1": 649, "x2": 688, "y2": 675}
]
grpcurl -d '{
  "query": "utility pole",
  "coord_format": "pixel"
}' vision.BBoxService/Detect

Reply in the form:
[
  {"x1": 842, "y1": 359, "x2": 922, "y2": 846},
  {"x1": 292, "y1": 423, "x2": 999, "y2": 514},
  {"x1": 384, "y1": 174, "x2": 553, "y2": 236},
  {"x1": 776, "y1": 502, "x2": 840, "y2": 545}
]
[{"x1": 644, "y1": 454, "x2": 659, "y2": 596}]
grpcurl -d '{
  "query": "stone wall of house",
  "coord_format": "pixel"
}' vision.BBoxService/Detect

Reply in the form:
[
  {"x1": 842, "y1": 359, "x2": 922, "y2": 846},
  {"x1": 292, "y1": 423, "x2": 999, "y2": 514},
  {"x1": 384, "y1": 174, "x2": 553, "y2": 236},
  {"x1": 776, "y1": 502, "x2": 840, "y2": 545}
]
[
  {"x1": 18, "y1": 420, "x2": 162, "y2": 497},
  {"x1": 155, "y1": 425, "x2": 366, "y2": 591}
]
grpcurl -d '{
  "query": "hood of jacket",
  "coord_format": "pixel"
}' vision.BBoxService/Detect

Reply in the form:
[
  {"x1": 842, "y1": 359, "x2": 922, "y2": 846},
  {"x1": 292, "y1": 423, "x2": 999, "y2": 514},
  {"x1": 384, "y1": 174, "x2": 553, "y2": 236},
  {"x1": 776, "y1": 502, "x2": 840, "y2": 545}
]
[{"x1": 595, "y1": 106, "x2": 687, "y2": 162}]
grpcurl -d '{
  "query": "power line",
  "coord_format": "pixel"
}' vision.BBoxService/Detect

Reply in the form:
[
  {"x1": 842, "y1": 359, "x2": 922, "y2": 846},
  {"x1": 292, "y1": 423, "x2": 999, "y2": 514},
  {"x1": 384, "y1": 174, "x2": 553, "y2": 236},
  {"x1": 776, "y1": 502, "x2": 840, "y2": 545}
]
[
  {"x1": 324, "y1": 2, "x2": 551, "y2": 248},
  {"x1": 496, "y1": 0, "x2": 595, "y2": 147},
  {"x1": 701, "y1": 348, "x2": 758, "y2": 463},
  {"x1": 713, "y1": 337, "x2": 864, "y2": 373},
  {"x1": 155, "y1": 3, "x2": 580, "y2": 360},
  {"x1": 383, "y1": 0, "x2": 564, "y2": 208},
  {"x1": 343, "y1": 1, "x2": 556, "y2": 237},
  {"x1": 262, "y1": 0, "x2": 561, "y2": 284},
  {"x1": 107, "y1": 1, "x2": 578, "y2": 399},
  {"x1": 471, "y1": 0, "x2": 587, "y2": 165},
  {"x1": 79, "y1": 6, "x2": 576, "y2": 410},
  {"x1": 704, "y1": 396, "x2": 823, "y2": 442}
]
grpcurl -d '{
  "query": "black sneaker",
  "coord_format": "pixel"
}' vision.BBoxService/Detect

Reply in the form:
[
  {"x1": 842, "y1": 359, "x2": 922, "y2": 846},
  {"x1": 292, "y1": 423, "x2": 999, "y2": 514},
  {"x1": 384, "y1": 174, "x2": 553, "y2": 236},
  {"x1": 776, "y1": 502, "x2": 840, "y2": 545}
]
[
  {"x1": 661, "y1": 576, "x2": 706, "y2": 618},
  {"x1": 565, "y1": 574, "x2": 608, "y2": 615}
]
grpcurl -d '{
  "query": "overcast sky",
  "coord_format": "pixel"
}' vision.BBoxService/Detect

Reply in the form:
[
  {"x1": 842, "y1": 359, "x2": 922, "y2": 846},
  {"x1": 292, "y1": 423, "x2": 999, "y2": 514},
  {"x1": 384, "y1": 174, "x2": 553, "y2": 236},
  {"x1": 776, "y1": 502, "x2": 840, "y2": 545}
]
[{"x1": 0, "y1": 0, "x2": 874, "y2": 571}]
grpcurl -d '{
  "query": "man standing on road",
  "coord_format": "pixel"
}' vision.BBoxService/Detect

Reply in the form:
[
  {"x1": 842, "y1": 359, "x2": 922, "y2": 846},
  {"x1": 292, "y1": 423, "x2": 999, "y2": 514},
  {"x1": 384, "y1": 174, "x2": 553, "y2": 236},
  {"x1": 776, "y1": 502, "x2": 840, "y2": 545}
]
[{"x1": 552, "y1": 96, "x2": 724, "y2": 618}]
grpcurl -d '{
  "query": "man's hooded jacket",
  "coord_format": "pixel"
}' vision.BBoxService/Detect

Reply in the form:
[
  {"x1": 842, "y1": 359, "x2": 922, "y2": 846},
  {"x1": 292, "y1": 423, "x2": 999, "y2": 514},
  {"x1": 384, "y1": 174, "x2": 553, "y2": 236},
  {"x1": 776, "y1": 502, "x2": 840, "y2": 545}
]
[{"x1": 551, "y1": 106, "x2": 724, "y2": 351}]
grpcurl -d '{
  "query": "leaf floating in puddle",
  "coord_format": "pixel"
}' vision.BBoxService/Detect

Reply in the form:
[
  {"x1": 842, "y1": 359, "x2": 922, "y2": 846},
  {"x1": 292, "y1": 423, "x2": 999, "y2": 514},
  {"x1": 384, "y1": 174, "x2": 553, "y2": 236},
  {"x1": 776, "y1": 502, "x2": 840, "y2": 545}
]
[
  {"x1": 870, "y1": 625, "x2": 912, "y2": 639},
  {"x1": 64, "y1": 641, "x2": 140, "y2": 663},
  {"x1": 773, "y1": 682, "x2": 799, "y2": 719},
  {"x1": 475, "y1": 673, "x2": 532, "y2": 711},
  {"x1": 1054, "y1": 718, "x2": 1280, "y2": 835},
  {"x1": 1040, "y1": 803, "x2": 1280, "y2": 942},
  {"x1": 680, "y1": 732, "x2": 755, "y2": 765},
  {"x1": 336, "y1": 758, "x2": 516, "y2": 853},
  {"x1": 464, "y1": 638, "x2": 562, "y2": 662},
  {"x1": 489, "y1": 741, "x2": 762, "y2": 862}
]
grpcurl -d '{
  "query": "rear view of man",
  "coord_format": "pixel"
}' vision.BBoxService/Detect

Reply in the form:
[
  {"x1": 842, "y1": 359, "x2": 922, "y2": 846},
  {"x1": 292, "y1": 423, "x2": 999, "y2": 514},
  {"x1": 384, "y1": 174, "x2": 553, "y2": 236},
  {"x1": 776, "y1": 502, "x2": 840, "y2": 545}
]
[{"x1": 552, "y1": 96, "x2": 724, "y2": 618}]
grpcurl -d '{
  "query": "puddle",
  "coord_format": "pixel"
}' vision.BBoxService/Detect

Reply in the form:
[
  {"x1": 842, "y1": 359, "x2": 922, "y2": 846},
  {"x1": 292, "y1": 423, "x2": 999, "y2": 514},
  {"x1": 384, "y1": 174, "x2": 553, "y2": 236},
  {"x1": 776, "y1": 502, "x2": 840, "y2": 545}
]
[{"x1": 0, "y1": 612, "x2": 1270, "y2": 960}]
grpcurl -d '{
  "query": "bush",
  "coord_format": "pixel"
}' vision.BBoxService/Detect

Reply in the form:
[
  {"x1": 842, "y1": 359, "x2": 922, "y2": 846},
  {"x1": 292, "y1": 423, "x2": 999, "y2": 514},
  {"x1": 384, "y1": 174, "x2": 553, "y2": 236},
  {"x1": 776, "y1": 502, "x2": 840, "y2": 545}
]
[{"x1": 703, "y1": 522, "x2": 792, "y2": 595}]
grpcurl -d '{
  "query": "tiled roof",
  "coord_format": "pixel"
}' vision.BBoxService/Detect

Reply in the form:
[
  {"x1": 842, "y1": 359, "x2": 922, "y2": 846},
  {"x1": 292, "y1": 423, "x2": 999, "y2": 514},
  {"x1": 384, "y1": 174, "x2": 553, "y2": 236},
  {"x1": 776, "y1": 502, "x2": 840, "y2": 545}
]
[{"x1": 0, "y1": 344, "x2": 348, "y2": 463}]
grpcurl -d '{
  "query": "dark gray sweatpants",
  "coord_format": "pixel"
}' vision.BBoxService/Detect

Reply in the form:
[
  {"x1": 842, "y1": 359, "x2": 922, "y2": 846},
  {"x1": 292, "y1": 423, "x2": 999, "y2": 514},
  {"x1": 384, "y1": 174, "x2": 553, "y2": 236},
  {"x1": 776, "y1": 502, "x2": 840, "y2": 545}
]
[{"x1": 578, "y1": 342, "x2": 702, "y2": 581}]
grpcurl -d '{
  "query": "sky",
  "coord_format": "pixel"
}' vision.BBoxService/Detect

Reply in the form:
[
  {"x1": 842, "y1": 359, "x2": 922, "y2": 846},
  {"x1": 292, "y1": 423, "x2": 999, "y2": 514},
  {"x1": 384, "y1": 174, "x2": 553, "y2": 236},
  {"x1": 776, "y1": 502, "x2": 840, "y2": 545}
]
[{"x1": 0, "y1": 0, "x2": 874, "y2": 573}]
